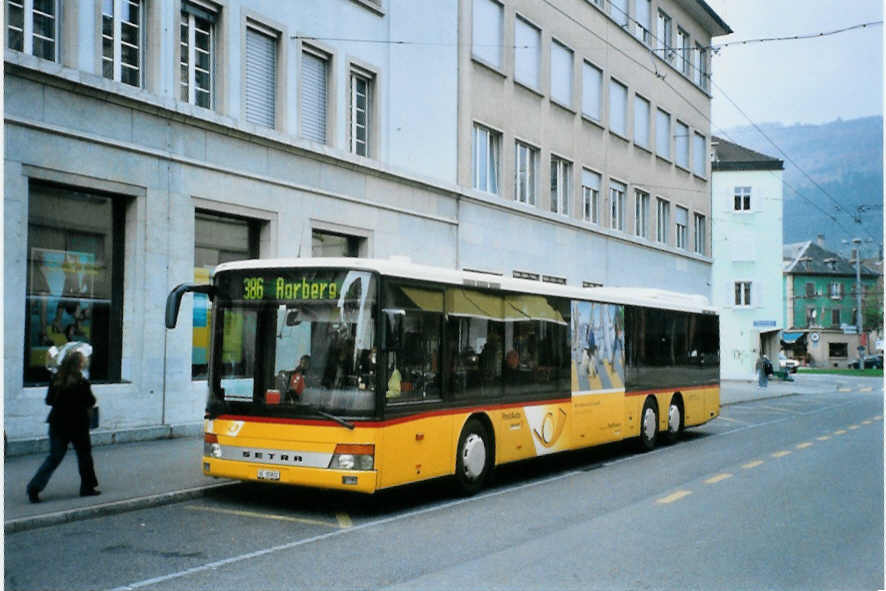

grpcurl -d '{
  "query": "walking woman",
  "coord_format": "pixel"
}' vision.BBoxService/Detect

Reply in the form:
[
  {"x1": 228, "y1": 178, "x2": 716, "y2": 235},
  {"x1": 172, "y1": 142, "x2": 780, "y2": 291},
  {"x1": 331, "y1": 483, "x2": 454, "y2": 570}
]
[{"x1": 27, "y1": 350, "x2": 100, "y2": 502}]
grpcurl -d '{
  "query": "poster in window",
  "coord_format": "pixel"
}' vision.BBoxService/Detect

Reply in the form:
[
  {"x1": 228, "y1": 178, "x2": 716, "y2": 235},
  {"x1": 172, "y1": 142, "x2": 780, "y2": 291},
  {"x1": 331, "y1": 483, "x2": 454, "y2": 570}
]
[{"x1": 571, "y1": 301, "x2": 624, "y2": 393}]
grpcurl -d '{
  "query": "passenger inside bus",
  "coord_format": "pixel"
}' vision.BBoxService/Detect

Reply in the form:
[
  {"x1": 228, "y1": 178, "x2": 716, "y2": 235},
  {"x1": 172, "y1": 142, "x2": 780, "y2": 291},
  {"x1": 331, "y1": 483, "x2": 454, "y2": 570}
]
[{"x1": 285, "y1": 355, "x2": 311, "y2": 402}]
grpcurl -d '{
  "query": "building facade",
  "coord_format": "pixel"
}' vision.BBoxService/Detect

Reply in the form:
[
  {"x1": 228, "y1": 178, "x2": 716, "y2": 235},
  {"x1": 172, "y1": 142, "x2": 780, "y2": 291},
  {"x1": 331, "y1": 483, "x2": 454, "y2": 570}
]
[
  {"x1": 710, "y1": 137, "x2": 785, "y2": 380},
  {"x1": 782, "y1": 239, "x2": 879, "y2": 368},
  {"x1": 4, "y1": 0, "x2": 730, "y2": 448}
]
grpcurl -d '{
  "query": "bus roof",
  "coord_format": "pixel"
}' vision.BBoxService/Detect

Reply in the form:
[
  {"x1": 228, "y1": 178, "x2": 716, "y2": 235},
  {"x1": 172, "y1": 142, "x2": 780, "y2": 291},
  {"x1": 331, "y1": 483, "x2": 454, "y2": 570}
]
[{"x1": 214, "y1": 257, "x2": 716, "y2": 315}]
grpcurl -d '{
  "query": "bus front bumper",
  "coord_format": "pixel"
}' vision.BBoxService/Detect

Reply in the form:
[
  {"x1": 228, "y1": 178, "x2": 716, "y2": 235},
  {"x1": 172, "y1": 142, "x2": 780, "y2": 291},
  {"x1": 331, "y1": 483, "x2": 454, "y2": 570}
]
[{"x1": 202, "y1": 457, "x2": 379, "y2": 494}]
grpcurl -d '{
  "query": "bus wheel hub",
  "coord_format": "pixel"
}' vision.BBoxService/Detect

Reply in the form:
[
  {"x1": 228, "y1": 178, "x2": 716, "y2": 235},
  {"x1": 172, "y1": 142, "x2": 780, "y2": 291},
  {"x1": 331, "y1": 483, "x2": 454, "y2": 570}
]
[{"x1": 462, "y1": 434, "x2": 486, "y2": 480}]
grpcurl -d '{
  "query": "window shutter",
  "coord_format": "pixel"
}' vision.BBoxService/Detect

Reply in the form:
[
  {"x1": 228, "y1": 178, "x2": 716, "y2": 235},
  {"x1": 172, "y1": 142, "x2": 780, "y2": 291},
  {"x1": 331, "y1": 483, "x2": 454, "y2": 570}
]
[
  {"x1": 301, "y1": 50, "x2": 327, "y2": 143},
  {"x1": 245, "y1": 27, "x2": 277, "y2": 128},
  {"x1": 754, "y1": 281, "x2": 765, "y2": 308}
]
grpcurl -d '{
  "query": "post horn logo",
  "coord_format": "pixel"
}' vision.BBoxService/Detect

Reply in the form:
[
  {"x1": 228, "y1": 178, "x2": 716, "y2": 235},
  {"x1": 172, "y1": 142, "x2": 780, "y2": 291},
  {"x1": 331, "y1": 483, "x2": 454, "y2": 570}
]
[{"x1": 533, "y1": 408, "x2": 567, "y2": 448}]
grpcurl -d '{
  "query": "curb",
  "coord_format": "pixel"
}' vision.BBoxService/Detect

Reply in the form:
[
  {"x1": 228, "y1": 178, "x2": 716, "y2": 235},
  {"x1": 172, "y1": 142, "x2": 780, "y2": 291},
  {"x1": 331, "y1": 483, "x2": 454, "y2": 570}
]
[{"x1": 5, "y1": 481, "x2": 238, "y2": 534}]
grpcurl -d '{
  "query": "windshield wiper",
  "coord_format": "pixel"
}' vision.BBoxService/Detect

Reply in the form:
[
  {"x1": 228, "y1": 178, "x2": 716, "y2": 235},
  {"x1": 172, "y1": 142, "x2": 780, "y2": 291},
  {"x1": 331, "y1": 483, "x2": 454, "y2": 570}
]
[{"x1": 305, "y1": 404, "x2": 355, "y2": 430}]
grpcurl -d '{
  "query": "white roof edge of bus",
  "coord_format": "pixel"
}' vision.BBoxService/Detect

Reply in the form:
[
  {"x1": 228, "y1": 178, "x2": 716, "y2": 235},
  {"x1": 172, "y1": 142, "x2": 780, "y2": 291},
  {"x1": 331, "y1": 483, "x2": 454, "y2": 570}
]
[{"x1": 214, "y1": 257, "x2": 716, "y2": 315}]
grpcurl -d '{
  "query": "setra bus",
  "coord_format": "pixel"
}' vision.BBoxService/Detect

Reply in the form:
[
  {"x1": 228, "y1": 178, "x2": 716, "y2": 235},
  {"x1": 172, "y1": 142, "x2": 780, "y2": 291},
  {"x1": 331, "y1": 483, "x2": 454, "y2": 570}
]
[{"x1": 166, "y1": 257, "x2": 719, "y2": 494}]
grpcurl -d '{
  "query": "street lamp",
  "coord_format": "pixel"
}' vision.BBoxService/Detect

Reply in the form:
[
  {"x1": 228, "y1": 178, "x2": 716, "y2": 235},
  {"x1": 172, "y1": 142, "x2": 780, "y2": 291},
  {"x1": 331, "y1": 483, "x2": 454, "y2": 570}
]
[{"x1": 847, "y1": 238, "x2": 864, "y2": 367}]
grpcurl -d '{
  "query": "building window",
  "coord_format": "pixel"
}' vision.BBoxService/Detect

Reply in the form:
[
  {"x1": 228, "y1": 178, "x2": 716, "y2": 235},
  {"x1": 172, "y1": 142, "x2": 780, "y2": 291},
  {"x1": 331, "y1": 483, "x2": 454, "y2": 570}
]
[
  {"x1": 472, "y1": 0, "x2": 502, "y2": 69},
  {"x1": 514, "y1": 140, "x2": 538, "y2": 205},
  {"x1": 805, "y1": 282, "x2": 816, "y2": 297},
  {"x1": 551, "y1": 40, "x2": 573, "y2": 108},
  {"x1": 312, "y1": 229, "x2": 364, "y2": 257},
  {"x1": 245, "y1": 23, "x2": 278, "y2": 128},
  {"x1": 193, "y1": 211, "x2": 260, "y2": 379},
  {"x1": 693, "y1": 213, "x2": 705, "y2": 255},
  {"x1": 656, "y1": 108, "x2": 671, "y2": 158},
  {"x1": 180, "y1": 2, "x2": 217, "y2": 109},
  {"x1": 634, "y1": 0, "x2": 651, "y2": 44},
  {"x1": 349, "y1": 67, "x2": 374, "y2": 157},
  {"x1": 514, "y1": 15, "x2": 540, "y2": 90},
  {"x1": 829, "y1": 342, "x2": 848, "y2": 358},
  {"x1": 829, "y1": 281, "x2": 843, "y2": 299},
  {"x1": 609, "y1": 79, "x2": 628, "y2": 137},
  {"x1": 656, "y1": 198, "x2": 669, "y2": 243},
  {"x1": 831, "y1": 308, "x2": 841, "y2": 326},
  {"x1": 8, "y1": 0, "x2": 58, "y2": 61},
  {"x1": 634, "y1": 95, "x2": 650, "y2": 149},
  {"x1": 806, "y1": 306, "x2": 817, "y2": 326},
  {"x1": 657, "y1": 10, "x2": 673, "y2": 64},
  {"x1": 550, "y1": 156, "x2": 572, "y2": 216},
  {"x1": 677, "y1": 27, "x2": 691, "y2": 76},
  {"x1": 472, "y1": 123, "x2": 500, "y2": 194},
  {"x1": 609, "y1": 0, "x2": 628, "y2": 27},
  {"x1": 692, "y1": 132, "x2": 706, "y2": 177},
  {"x1": 675, "y1": 206, "x2": 688, "y2": 249},
  {"x1": 675, "y1": 121, "x2": 689, "y2": 168},
  {"x1": 25, "y1": 184, "x2": 126, "y2": 385},
  {"x1": 610, "y1": 180, "x2": 625, "y2": 231},
  {"x1": 695, "y1": 42, "x2": 708, "y2": 90},
  {"x1": 582, "y1": 169, "x2": 601, "y2": 224},
  {"x1": 300, "y1": 47, "x2": 329, "y2": 144},
  {"x1": 582, "y1": 61, "x2": 603, "y2": 122},
  {"x1": 634, "y1": 190, "x2": 649, "y2": 238},
  {"x1": 102, "y1": 0, "x2": 143, "y2": 87},
  {"x1": 734, "y1": 186, "x2": 751, "y2": 211},
  {"x1": 734, "y1": 281, "x2": 751, "y2": 307}
]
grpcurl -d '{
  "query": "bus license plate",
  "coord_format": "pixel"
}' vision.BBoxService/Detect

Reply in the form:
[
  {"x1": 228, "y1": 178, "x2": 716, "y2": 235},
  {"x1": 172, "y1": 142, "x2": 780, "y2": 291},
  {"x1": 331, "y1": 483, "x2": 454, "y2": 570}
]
[{"x1": 257, "y1": 469, "x2": 280, "y2": 481}]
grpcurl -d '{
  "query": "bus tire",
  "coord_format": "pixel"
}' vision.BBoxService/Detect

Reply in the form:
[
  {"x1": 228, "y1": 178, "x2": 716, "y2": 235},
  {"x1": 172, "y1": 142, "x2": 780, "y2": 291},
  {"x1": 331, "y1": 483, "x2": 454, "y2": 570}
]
[
  {"x1": 640, "y1": 398, "x2": 658, "y2": 451},
  {"x1": 665, "y1": 396, "x2": 684, "y2": 444},
  {"x1": 454, "y1": 418, "x2": 492, "y2": 495}
]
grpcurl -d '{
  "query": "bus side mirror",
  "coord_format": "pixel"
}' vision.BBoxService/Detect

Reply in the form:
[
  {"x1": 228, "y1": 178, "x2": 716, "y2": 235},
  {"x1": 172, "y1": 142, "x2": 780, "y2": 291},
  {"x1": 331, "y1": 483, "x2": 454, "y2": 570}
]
[
  {"x1": 382, "y1": 308, "x2": 405, "y2": 351},
  {"x1": 166, "y1": 283, "x2": 216, "y2": 329}
]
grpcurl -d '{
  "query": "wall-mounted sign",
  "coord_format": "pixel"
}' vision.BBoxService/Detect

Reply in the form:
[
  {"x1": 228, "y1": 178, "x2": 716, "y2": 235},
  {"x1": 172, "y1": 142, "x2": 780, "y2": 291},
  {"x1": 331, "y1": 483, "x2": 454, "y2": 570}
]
[{"x1": 753, "y1": 320, "x2": 777, "y2": 328}]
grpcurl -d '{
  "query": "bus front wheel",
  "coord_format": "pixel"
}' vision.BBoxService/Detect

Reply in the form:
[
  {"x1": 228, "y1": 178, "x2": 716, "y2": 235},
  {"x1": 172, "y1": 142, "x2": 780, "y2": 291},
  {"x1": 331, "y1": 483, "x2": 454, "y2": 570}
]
[
  {"x1": 455, "y1": 418, "x2": 491, "y2": 495},
  {"x1": 640, "y1": 398, "x2": 658, "y2": 451}
]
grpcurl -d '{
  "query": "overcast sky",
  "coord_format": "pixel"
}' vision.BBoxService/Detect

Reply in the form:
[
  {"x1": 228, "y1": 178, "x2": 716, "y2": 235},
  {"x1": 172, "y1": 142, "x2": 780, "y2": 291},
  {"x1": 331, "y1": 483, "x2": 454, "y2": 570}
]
[{"x1": 704, "y1": 0, "x2": 883, "y2": 131}]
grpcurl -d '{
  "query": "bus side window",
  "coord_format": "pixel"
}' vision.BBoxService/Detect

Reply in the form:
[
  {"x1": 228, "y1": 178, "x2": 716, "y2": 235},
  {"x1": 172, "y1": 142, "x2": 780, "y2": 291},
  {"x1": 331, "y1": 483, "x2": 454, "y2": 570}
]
[{"x1": 383, "y1": 283, "x2": 443, "y2": 403}]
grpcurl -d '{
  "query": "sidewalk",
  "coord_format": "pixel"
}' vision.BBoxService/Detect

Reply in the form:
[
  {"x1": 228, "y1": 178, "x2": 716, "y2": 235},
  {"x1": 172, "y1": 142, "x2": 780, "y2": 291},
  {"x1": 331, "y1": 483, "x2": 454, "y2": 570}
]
[{"x1": 3, "y1": 374, "x2": 871, "y2": 533}]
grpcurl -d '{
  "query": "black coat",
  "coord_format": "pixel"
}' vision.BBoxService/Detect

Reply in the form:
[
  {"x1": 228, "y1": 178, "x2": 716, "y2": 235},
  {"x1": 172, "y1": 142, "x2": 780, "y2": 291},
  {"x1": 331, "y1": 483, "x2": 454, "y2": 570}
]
[{"x1": 46, "y1": 377, "x2": 96, "y2": 433}]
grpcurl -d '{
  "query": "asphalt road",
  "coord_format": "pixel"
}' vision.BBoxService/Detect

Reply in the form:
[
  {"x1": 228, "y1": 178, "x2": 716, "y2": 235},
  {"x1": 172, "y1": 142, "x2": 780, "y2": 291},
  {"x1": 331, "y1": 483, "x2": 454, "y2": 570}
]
[{"x1": 5, "y1": 383, "x2": 883, "y2": 591}]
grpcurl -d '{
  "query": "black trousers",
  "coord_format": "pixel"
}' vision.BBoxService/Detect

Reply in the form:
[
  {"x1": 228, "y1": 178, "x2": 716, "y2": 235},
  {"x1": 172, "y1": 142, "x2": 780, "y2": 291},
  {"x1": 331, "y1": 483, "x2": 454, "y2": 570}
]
[{"x1": 28, "y1": 424, "x2": 98, "y2": 494}]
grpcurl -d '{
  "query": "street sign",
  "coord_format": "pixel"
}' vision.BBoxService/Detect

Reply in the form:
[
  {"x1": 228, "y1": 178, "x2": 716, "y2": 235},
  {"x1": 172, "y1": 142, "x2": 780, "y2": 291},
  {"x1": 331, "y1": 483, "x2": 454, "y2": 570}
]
[{"x1": 842, "y1": 324, "x2": 858, "y2": 335}]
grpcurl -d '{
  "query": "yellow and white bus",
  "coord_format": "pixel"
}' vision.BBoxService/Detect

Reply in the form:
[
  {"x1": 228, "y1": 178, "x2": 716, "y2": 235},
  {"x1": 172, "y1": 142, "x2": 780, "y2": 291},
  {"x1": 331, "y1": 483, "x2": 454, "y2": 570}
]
[{"x1": 166, "y1": 258, "x2": 719, "y2": 495}]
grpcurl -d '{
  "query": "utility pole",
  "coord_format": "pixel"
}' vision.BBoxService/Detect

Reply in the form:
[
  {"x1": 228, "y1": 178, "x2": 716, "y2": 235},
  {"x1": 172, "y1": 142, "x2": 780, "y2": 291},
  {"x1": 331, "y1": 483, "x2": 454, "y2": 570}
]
[{"x1": 852, "y1": 238, "x2": 863, "y2": 367}]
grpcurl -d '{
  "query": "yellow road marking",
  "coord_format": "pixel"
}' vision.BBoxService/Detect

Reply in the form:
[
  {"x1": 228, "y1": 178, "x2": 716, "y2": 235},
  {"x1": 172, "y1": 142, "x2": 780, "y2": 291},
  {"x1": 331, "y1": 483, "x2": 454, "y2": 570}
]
[
  {"x1": 705, "y1": 473, "x2": 733, "y2": 484},
  {"x1": 336, "y1": 513, "x2": 353, "y2": 528},
  {"x1": 716, "y1": 416, "x2": 750, "y2": 425},
  {"x1": 817, "y1": 436, "x2": 831, "y2": 441},
  {"x1": 795, "y1": 442, "x2": 813, "y2": 449},
  {"x1": 834, "y1": 429, "x2": 847, "y2": 435},
  {"x1": 185, "y1": 505, "x2": 343, "y2": 528},
  {"x1": 849, "y1": 425, "x2": 860, "y2": 430},
  {"x1": 862, "y1": 420, "x2": 872, "y2": 425},
  {"x1": 657, "y1": 490, "x2": 692, "y2": 504},
  {"x1": 837, "y1": 387, "x2": 852, "y2": 392},
  {"x1": 859, "y1": 387, "x2": 873, "y2": 392},
  {"x1": 875, "y1": 416, "x2": 883, "y2": 421},
  {"x1": 742, "y1": 460, "x2": 764, "y2": 469},
  {"x1": 771, "y1": 451, "x2": 792, "y2": 458}
]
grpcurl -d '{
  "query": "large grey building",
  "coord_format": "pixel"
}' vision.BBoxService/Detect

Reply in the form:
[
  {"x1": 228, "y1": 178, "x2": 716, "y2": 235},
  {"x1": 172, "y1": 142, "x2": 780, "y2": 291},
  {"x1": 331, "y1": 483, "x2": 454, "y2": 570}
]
[{"x1": 4, "y1": 0, "x2": 730, "y2": 449}]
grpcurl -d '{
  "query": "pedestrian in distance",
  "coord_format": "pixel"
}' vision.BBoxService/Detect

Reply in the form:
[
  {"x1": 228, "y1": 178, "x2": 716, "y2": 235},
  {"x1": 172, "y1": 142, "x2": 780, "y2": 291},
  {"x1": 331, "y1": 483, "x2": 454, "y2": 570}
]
[
  {"x1": 755, "y1": 353, "x2": 769, "y2": 389},
  {"x1": 26, "y1": 350, "x2": 100, "y2": 503}
]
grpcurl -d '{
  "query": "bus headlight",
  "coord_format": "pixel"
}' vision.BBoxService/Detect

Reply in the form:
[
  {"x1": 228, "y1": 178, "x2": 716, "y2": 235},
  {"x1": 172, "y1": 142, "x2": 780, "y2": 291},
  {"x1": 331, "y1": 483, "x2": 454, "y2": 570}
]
[
  {"x1": 204, "y1": 433, "x2": 222, "y2": 458},
  {"x1": 328, "y1": 444, "x2": 374, "y2": 471}
]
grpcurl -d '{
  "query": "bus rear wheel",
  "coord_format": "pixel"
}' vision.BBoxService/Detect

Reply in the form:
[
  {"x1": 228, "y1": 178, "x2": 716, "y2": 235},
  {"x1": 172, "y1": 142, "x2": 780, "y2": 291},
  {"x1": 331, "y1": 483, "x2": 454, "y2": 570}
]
[
  {"x1": 665, "y1": 397, "x2": 683, "y2": 443},
  {"x1": 455, "y1": 418, "x2": 491, "y2": 495},
  {"x1": 640, "y1": 398, "x2": 658, "y2": 451}
]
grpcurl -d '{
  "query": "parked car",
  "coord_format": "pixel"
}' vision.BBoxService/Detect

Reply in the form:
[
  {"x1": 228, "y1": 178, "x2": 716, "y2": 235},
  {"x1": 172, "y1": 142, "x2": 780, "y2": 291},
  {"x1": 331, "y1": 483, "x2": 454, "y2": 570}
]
[
  {"x1": 848, "y1": 354, "x2": 883, "y2": 369},
  {"x1": 778, "y1": 352, "x2": 799, "y2": 373}
]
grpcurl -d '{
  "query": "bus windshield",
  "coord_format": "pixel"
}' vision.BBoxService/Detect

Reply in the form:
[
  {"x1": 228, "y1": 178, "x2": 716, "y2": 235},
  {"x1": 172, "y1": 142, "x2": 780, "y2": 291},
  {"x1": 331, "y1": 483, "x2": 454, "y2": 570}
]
[{"x1": 208, "y1": 268, "x2": 377, "y2": 418}]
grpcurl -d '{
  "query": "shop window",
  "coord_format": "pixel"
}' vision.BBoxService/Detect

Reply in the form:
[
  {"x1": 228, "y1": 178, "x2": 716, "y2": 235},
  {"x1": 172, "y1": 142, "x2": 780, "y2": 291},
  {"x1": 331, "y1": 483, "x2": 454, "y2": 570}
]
[
  {"x1": 829, "y1": 342, "x2": 848, "y2": 358},
  {"x1": 193, "y1": 211, "x2": 260, "y2": 379},
  {"x1": 25, "y1": 184, "x2": 125, "y2": 384}
]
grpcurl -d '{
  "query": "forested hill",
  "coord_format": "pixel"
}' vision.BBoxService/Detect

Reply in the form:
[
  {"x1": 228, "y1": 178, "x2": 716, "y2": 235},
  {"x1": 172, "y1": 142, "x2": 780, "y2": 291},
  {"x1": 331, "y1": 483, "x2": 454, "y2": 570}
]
[{"x1": 720, "y1": 116, "x2": 882, "y2": 259}]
